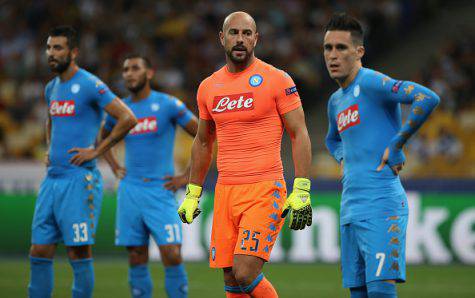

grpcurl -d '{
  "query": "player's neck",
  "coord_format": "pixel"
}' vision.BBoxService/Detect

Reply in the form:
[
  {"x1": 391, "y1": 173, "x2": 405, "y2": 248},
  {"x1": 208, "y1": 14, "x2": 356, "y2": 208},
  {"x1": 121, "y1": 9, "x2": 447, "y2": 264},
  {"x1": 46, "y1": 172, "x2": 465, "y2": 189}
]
[
  {"x1": 338, "y1": 64, "x2": 362, "y2": 89},
  {"x1": 58, "y1": 63, "x2": 79, "y2": 82},
  {"x1": 226, "y1": 55, "x2": 256, "y2": 73},
  {"x1": 131, "y1": 85, "x2": 151, "y2": 102}
]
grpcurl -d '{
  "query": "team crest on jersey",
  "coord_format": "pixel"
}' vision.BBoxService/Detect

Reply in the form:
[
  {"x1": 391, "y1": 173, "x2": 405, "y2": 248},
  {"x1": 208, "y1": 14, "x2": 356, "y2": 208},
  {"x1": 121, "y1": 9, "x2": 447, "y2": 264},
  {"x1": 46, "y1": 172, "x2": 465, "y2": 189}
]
[
  {"x1": 50, "y1": 100, "x2": 76, "y2": 116},
  {"x1": 353, "y1": 85, "x2": 360, "y2": 97},
  {"x1": 337, "y1": 104, "x2": 360, "y2": 133},
  {"x1": 71, "y1": 84, "x2": 80, "y2": 94},
  {"x1": 249, "y1": 74, "x2": 263, "y2": 87},
  {"x1": 212, "y1": 93, "x2": 254, "y2": 113},
  {"x1": 129, "y1": 116, "x2": 158, "y2": 135},
  {"x1": 151, "y1": 103, "x2": 160, "y2": 111}
]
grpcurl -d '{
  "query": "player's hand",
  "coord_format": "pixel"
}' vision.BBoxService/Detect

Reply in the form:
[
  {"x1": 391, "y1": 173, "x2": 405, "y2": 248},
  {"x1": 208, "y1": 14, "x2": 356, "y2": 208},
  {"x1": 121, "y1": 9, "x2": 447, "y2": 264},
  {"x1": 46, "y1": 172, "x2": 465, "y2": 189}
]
[
  {"x1": 163, "y1": 174, "x2": 188, "y2": 192},
  {"x1": 281, "y1": 178, "x2": 312, "y2": 230},
  {"x1": 68, "y1": 147, "x2": 99, "y2": 166},
  {"x1": 177, "y1": 183, "x2": 202, "y2": 224},
  {"x1": 376, "y1": 147, "x2": 405, "y2": 175},
  {"x1": 112, "y1": 166, "x2": 126, "y2": 179}
]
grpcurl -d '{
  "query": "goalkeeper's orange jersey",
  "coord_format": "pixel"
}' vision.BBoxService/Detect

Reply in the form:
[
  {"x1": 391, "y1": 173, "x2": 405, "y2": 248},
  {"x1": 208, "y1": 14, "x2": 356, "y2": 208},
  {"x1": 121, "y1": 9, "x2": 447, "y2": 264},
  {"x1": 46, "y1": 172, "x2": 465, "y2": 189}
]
[{"x1": 197, "y1": 58, "x2": 302, "y2": 184}]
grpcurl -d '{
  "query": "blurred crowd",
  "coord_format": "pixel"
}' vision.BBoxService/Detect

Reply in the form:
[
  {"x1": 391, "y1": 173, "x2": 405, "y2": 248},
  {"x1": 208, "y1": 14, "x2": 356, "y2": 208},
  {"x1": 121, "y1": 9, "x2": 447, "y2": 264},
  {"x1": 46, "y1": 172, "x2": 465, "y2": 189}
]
[{"x1": 0, "y1": 0, "x2": 473, "y2": 177}]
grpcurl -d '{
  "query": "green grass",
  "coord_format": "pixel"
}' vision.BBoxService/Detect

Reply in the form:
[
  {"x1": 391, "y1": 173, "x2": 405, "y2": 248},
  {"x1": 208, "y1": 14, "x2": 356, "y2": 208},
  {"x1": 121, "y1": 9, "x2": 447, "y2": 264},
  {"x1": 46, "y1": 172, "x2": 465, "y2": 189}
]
[{"x1": 1, "y1": 259, "x2": 475, "y2": 297}]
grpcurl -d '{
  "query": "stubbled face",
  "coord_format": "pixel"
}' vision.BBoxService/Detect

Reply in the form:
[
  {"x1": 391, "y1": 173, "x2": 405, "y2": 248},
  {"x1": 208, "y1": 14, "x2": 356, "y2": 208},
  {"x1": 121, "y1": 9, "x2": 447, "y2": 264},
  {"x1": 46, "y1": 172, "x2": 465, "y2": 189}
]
[
  {"x1": 46, "y1": 36, "x2": 74, "y2": 73},
  {"x1": 220, "y1": 15, "x2": 258, "y2": 64},
  {"x1": 323, "y1": 30, "x2": 363, "y2": 81},
  {"x1": 122, "y1": 58, "x2": 151, "y2": 93}
]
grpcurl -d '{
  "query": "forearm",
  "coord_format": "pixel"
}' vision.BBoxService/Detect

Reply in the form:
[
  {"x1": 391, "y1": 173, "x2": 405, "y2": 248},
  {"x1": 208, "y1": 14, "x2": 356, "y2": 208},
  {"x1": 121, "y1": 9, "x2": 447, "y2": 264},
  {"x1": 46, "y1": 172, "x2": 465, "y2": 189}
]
[
  {"x1": 45, "y1": 117, "x2": 51, "y2": 149},
  {"x1": 95, "y1": 115, "x2": 135, "y2": 157},
  {"x1": 390, "y1": 85, "x2": 440, "y2": 149},
  {"x1": 189, "y1": 138, "x2": 213, "y2": 186},
  {"x1": 291, "y1": 128, "x2": 312, "y2": 178},
  {"x1": 325, "y1": 137, "x2": 343, "y2": 163}
]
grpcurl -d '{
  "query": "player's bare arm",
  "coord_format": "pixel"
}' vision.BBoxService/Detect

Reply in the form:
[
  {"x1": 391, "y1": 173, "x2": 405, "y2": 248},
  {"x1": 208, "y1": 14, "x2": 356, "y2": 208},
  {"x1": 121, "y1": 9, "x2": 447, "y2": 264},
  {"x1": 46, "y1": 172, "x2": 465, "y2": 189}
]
[
  {"x1": 69, "y1": 98, "x2": 137, "y2": 166},
  {"x1": 280, "y1": 106, "x2": 313, "y2": 230},
  {"x1": 177, "y1": 118, "x2": 215, "y2": 223},
  {"x1": 164, "y1": 116, "x2": 199, "y2": 191},
  {"x1": 100, "y1": 126, "x2": 126, "y2": 179},
  {"x1": 44, "y1": 115, "x2": 51, "y2": 166}
]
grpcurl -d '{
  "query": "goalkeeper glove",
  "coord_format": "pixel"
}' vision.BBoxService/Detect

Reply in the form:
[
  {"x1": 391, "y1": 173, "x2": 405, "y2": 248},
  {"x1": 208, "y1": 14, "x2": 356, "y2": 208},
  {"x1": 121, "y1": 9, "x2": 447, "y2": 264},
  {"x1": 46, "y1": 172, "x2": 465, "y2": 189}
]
[
  {"x1": 281, "y1": 178, "x2": 312, "y2": 230},
  {"x1": 177, "y1": 183, "x2": 202, "y2": 224}
]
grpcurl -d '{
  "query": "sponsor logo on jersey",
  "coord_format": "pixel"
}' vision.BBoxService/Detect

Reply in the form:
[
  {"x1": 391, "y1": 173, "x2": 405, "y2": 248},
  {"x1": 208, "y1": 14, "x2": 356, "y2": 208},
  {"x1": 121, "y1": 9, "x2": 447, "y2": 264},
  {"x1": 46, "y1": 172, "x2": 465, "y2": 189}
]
[
  {"x1": 285, "y1": 86, "x2": 298, "y2": 96},
  {"x1": 212, "y1": 92, "x2": 254, "y2": 114},
  {"x1": 49, "y1": 100, "x2": 76, "y2": 116},
  {"x1": 129, "y1": 116, "x2": 157, "y2": 135},
  {"x1": 337, "y1": 104, "x2": 360, "y2": 132},
  {"x1": 249, "y1": 74, "x2": 263, "y2": 87}
]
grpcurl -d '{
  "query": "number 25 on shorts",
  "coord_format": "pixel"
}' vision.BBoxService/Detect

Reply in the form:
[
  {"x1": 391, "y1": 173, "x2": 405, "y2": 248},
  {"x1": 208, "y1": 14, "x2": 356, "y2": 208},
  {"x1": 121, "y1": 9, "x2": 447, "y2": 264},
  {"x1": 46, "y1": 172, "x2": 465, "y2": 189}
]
[{"x1": 240, "y1": 229, "x2": 260, "y2": 252}]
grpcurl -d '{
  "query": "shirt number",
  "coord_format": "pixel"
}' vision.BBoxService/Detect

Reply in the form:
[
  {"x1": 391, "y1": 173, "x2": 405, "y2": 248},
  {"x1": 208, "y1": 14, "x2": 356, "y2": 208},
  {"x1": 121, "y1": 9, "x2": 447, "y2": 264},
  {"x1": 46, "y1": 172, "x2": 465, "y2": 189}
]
[{"x1": 73, "y1": 223, "x2": 88, "y2": 243}]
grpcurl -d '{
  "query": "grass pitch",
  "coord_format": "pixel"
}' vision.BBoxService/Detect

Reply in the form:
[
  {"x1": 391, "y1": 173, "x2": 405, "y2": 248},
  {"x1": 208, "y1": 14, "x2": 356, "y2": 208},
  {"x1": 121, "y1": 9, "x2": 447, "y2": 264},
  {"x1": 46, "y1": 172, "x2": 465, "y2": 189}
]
[{"x1": 1, "y1": 258, "x2": 474, "y2": 297}]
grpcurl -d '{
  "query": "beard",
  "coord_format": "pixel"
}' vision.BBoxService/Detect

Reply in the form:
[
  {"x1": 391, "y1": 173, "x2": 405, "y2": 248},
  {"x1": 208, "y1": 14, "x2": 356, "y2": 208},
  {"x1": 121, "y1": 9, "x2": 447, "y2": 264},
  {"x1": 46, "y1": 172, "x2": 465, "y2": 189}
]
[
  {"x1": 226, "y1": 45, "x2": 253, "y2": 64},
  {"x1": 48, "y1": 55, "x2": 72, "y2": 74},
  {"x1": 126, "y1": 74, "x2": 148, "y2": 94}
]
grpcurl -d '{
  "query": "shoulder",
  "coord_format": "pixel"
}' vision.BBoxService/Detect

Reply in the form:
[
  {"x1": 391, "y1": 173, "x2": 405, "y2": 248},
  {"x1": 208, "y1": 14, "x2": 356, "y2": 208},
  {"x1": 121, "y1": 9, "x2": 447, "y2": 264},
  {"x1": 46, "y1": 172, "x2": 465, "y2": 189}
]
[
  {"x1": 327, "y1": 91, "x2": 341, "y2": 110},
  {"x1": 155, "y1": 90, "x2": 185, "y2": 109},
  {"x1": 359, "y1": 67, "x2": 393, "y2": 89},
  {"x1": 78, "y1": 68, "x2": 107, "y2": 89},
  {"x1": 259, "y1": 60, "x2": 290, "y2": 79}
]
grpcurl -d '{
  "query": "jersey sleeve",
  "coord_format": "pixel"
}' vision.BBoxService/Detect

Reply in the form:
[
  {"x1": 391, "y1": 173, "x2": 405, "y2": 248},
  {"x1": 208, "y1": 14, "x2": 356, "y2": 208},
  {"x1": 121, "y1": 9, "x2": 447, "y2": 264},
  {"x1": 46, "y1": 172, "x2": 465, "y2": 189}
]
[
  {"x1": 170, "y1": 95, "x2": 194, "y2": 127},
  {"x1": 89, "y1": 77, "x2": 117, "y2": 109},
  {"x1": 197, "y1": 81, "x2": 212, "y2": 120},
  {"x1": 103, "y1": 114, "x2": 116, "y2": 132},
  {"x1": 273, "y1": 70, "x2": 302, "y2": 115},
  {"x1": 325, "y1": 97, "x2": 343, "y2": 162},
  {"x1": 44, "y1": 80, "x2": 54, "y2": 105}
]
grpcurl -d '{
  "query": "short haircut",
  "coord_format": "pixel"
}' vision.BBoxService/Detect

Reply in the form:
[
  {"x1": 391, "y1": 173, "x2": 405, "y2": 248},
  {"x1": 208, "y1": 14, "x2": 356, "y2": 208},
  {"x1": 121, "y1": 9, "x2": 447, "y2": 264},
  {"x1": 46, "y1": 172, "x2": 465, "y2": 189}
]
[
  {"x1": 124, "y1": 53, "x2": 152, "y2": 69},
  {"x1": 324, "y1": 13, "x2": 364, "y2": 45},
  {"x1": 49, "y1": 26, "x2": 79, "y2": 49}
]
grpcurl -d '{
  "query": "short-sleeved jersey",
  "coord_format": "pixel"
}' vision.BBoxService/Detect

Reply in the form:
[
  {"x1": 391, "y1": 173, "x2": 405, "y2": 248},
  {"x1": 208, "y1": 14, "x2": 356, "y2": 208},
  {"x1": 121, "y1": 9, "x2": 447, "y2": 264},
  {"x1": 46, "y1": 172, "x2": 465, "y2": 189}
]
[
  {"x1": 104, "y1": 90, "x2": 193, "y2": 181},
  {"x1": 326, "y1": 67, "x2": 408, "y2": 225},
  {"x1": 197, "y1": 58, "x2": 301, "y2": 184},
  {"x1": 45, "y1": 68, "x2": 116, "y2": 175}
]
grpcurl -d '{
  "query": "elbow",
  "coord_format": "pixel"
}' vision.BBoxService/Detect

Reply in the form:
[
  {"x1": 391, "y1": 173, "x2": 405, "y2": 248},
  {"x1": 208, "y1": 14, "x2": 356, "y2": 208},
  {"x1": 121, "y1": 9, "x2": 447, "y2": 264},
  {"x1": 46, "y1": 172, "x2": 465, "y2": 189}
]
[{"x1": 126, "y1": 114, "x2": 138, "y2": 130}]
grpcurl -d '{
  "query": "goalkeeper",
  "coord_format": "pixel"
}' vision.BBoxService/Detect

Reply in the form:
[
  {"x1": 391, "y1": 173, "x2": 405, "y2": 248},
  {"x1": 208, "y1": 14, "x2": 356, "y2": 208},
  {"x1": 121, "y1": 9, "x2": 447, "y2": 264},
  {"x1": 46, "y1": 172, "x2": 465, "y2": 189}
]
[{"x1": 178, "y1": 11, "x2": 313, "y2": 298}]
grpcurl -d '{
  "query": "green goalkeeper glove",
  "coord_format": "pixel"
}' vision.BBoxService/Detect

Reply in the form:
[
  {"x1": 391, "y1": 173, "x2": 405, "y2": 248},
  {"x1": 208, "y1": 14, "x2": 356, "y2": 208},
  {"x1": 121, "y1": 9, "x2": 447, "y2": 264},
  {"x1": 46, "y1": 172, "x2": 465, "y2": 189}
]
[
  {"x1": 281, "y1": 178, "x2": 312, "y2": 230},
  {"x1": 177, "y1": 183, "x2": 202, "y2": 224}
]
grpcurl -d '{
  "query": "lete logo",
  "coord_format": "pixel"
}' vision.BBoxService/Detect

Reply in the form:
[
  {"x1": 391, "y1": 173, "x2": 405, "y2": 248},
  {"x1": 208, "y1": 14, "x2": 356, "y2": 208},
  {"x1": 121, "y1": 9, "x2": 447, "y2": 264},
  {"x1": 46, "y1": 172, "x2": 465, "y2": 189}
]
[
  {"x1": 212, "y1": 92, "x2": 254, "y2": 113},
  {"x1": 337, "y1": 104, "x2": 360, "y2": 132},
  {"x1": 50, "y1": 100, "x2": 75, "y2": 116},
  {"x1": 129, "y1": 116, "x2": 157, "y2": 135}
]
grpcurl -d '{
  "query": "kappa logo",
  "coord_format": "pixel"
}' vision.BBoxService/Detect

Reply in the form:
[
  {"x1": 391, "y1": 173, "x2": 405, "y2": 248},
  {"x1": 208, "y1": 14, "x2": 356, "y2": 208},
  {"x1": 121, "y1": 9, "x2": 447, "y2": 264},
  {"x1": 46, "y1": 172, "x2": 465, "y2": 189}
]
[
  {"x1": 337, "y1": 104, "x2": 360, "y2": 133},
  {"x1": 50, "y1": 100, "x2": 76, "y2": 116},
  {"x1": 129, "y1": 116, "x2": 158, "y2": 135},
  {"x1": 212, "y1": 92, "x2": 254, "y2": 114}
]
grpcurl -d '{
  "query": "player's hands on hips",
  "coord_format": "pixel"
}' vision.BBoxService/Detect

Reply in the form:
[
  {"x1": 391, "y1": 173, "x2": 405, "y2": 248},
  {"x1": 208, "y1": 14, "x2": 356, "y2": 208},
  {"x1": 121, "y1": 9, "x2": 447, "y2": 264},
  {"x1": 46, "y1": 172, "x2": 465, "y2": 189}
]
[
  {"x1": 68, "y1": 147, "x2": 99, "y2": 166},
  {"x1": 163, "y1": 174, "x2": 188, "y2": 192},
  {"x1": 281, "y1": 178, "x2": 312, "y2": 230},
  {"x1": 377, "y1": 147, "x2": 406, "y2": 175},
  {"x1": 177, "y1": 183, "x2": 202, "y2": 224},
  {"x1": 112, "y1": 166, "x2": 126, "y2": 179}
]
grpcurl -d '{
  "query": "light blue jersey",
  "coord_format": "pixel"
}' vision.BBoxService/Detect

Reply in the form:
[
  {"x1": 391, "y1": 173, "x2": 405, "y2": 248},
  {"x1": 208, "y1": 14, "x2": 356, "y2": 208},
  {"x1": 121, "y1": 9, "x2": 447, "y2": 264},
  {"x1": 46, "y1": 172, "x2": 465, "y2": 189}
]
[
  {"x1": 326, "y1": 67, "x2": 439, "y2": 225},
  {"x1": 105, "y1": 90, "x2": 194, "y2": 246},
  {"x1": 46, "y1": 68, "x2": 116, "y2": 174}
]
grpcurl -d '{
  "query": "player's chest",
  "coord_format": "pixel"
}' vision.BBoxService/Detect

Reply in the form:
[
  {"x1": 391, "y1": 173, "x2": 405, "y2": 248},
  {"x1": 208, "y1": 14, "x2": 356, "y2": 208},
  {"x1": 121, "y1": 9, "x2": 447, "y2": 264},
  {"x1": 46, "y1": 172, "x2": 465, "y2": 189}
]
[
  {"x1": 48, "y1": 85, "x2": 93, "y2": 118},
  {"x1": 207, "y1": 83, "x2": 276, "y2": 122},
  {"x1": 127, "y1": 102, "x2": 170, "y2": 138},
  {"x1": 334, "y1": 87, "x2": 372, "y2": 135}
]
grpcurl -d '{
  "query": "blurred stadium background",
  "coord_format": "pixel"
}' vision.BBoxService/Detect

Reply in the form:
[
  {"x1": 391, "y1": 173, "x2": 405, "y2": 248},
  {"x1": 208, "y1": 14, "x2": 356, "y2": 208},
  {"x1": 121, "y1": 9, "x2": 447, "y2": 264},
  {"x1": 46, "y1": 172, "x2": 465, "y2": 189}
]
[{"x1": 0, "y1": 0, "x2": 474, "y2": 297}]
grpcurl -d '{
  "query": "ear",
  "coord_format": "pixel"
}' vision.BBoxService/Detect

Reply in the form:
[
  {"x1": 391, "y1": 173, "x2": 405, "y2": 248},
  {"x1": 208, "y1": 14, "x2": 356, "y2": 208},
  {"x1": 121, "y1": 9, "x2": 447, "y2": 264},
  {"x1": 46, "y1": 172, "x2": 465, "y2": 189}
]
[
  {"x1": 146, "y1": 68, "x2": 154, "y2": 80},
  {"x1": 219, "y1": 31, "x2": 225, "y2": 47},
  {"x1": 254, "y1": 32, "x2": 259, "y2": 47},
  {"x1": 356, "y1": 45, "x2": 365, "y2": 60},
  {"x1": 71, "y1": 47, "x2": 79, "y2": 60}
]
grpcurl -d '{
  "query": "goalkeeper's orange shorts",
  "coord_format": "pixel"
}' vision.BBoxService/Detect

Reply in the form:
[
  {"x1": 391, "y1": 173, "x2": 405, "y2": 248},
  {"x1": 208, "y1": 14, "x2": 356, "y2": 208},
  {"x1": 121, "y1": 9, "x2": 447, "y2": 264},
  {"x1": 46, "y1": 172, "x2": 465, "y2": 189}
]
[{"x1": 209, "y1": 179, "x2": 286, "y2": 268}]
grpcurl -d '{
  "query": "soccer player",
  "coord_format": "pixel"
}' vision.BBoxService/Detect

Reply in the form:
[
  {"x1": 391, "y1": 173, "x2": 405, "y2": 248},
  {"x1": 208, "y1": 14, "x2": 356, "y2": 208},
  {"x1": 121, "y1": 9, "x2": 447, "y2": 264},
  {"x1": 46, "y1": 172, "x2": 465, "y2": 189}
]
[
  {"x1": 177, "y1": 11, "x2": 313, "y2": 298},
  {"x1": 101, "y1": 54, "x2": 198, "y2": 298},
  {"x1": 28, "y1": 26, "x2": 137, "y2": 298},
  {"x1": 323, "y1": 14, "x2": 440, "y2": 298}
]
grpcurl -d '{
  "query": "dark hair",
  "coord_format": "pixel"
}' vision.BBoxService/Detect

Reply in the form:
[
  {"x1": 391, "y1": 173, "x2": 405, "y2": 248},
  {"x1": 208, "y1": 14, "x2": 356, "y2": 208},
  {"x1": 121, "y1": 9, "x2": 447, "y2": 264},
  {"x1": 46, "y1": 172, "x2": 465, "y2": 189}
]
[
  {"x1": 124, "y1": 53, "x2": 152, "y2": 69},
  {"x1": 49, "y1": 26, "x2": 79, "y2": 49},
  {"x1": 325, "y1": 13, "x2": 364, "y2": 45}
]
